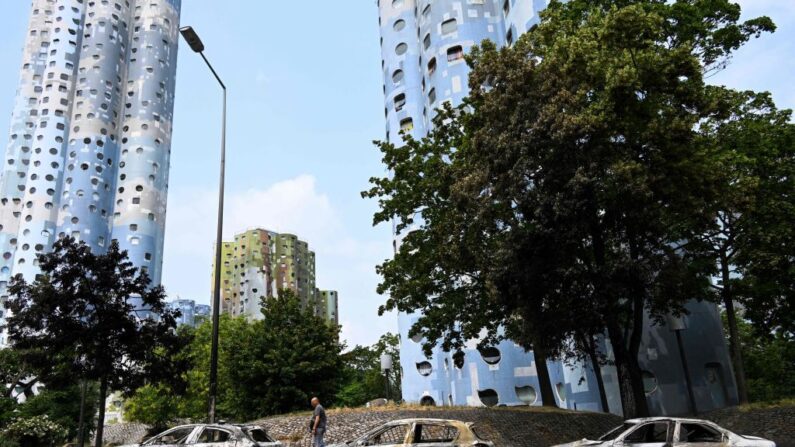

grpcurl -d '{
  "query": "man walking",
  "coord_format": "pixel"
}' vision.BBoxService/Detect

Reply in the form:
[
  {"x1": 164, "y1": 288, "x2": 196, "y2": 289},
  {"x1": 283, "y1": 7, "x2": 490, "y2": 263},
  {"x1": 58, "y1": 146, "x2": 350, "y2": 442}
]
[{"x1": 310, "y1": 397, "x2": 327, "y2": 447}]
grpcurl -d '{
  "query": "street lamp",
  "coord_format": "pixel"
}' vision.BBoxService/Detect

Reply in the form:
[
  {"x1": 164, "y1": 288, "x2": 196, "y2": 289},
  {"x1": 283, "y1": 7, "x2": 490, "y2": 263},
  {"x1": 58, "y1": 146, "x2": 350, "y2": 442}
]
[
  {"x1": 179, "y1": 25, "x2": 226, "y2": 424},
  {"x1": 380, "y1": 353, "x2": 393, "y2": 401},
  {"x1": 667, "y1": 314, "x2": 697, "y2": 415}
]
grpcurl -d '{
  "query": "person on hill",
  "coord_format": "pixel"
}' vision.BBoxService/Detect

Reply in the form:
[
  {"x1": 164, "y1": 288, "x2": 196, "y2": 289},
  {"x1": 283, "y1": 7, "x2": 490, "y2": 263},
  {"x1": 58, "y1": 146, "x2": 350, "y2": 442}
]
[{"x1": 309, "y1": 397, "x2": 327, "y2": 447}]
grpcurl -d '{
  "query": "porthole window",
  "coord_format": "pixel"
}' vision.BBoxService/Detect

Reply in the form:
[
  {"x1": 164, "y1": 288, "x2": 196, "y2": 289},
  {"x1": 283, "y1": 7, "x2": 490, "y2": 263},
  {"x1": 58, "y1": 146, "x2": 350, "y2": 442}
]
[
  {"x1": 394, "y1": 93, "x2": 406, "y2": 112},
  {"x1": 395, "y1": 42, "x2": 408, "y2": 55},
  {"x1": 642, "y1": 371, "x2": 658, "y2": 394},
  {"x1": 423, "y1": 34, "x2": 431, "y2": 50},
  {"x1": 478, "y1": 389, "x2": 499, "y2": 407},
  {"x1": 392, "y1": 69, "x2": 404, "y2": 84},
  {"x1": 479, "y1": 347, "x2": 501, "y2": 365},
  {"x1": 447, "y1": 45, "x2": 464, "y2": 62},
  {"x1": 515, "y1": 386, "x2": 537, "y2": 405},
  {"x1": 428, "y1": 88, "x2": 436, "y2": 104},
  {"x1": 428, "y1": 57, "x2": 437, "y2": 75},
  {"x1": 416, "y1": 361, "x2": 432, "y2": 376},
  {"x1": 400, "y1": 117, "x2": 413, "y2": 132},
  {"x1": 393, "y1": 19, "x2": 406, "y2": 31},
  {"x1": 441, "y1": 18, "x2": 457, "y2": 34},
  {"x1": 392, "y1": 0, "x2": 404, "y2": 7},
  {"x1": 556, "y1": 382, "x2": 567, "y2": 402},
  {"x1": 410, "y1": 333, "x2": 422, "y2": 343},
  {"x1": 419, "y1": 396, "x2": 436, "y2": 406}
]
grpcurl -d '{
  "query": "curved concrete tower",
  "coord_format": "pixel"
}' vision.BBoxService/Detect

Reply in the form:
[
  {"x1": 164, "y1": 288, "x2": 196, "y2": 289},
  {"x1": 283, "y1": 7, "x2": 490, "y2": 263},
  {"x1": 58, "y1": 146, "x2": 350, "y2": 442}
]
[
  {"x1": 376, "y1": 0, "x2": 737, "y2": 416},
  {"x1": 0, "y1": 0, "x2": 182, "y2": 344}
]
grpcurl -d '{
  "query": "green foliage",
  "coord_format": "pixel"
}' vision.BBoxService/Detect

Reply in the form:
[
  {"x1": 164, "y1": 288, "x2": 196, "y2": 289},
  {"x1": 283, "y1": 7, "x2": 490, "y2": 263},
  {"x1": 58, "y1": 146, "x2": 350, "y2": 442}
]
[
  {"x1": 15, "y1": 384, "x2": 98, "y2": 441},
  {"x1": 723, "y1": 313, "x2": 795, "y2": 403},
  {"x1": 1, "y1": 415, "x2": 67, "y2": 447},
  {"x1": 124, "y1": 384, "x2": 177, "y2": 431},
  {"x1": 6, "y1": 237, "x2": 180, "y2": 446},
  {"x1": 336, "y1": 333, "x2": 401, "y2": 407},
  {"x1": 132, "y1": 289, "x2": 344, "y2": 422},
  {"x1": 364, "y1": 0, "x2": 776, "y2": 417}
]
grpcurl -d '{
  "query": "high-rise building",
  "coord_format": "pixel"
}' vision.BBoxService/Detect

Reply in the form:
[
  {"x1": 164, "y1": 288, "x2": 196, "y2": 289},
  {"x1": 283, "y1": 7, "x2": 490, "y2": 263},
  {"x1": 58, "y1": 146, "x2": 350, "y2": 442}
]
[
  {"x1": 0, "y1": 0, "x2": 181, "y2": 346},
  {"x1": 211, "y1": 228, "x2": 338, "y2": 325},
  {"x1": 377, "y1": 0, "x2": 737, "y2": 415},
  {"x1": 168, "y1": 298, "x2": 198, "y2": 327}
]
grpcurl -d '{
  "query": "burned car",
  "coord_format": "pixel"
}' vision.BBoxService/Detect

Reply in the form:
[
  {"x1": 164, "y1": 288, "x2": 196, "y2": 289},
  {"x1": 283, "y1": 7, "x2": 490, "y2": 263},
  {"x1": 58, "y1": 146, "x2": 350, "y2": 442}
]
[
  {"x1": 328, "y1": 418, "x2": 493, "y2": 447},
  {"x1": 553, "y1": 417, "x2": 775, "y2": 447},
  {"x1": 120, "y1": 423, "x2": 282, "y2": 447}
]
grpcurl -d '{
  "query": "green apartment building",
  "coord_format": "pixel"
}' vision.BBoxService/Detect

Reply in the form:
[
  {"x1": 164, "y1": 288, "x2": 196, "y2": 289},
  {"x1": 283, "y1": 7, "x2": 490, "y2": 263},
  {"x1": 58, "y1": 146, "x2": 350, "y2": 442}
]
[{"x1": 211, "y1": 228, "x2": 339, "y2": 324}]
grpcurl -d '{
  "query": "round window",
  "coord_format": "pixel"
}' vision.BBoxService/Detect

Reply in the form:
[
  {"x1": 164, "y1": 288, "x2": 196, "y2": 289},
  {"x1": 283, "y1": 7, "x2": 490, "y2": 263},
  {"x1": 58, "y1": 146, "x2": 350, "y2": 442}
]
[
  {"x1": 393, "y1": 19, "x2": 406, "y2": 31},
  {"x1": 392, "y1": 69, "x2": 404, "y2": 84},
  {"x1": 392, "y1": 0, "x2": 404, "y2": 7},
  {"x1": 395, "y1": 42, "x2": 408, "y2": 55}
]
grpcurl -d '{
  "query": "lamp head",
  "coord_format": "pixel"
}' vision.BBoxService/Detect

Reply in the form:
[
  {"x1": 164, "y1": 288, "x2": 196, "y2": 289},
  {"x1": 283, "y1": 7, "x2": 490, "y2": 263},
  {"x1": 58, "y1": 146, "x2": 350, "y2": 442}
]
[{"x1": 180, "y1": 26, "x2": 205, "y2": 53}]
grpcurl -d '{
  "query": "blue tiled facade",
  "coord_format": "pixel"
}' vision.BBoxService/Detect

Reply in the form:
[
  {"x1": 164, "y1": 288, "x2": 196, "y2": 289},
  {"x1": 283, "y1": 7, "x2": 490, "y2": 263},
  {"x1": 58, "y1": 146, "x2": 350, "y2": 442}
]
[
  {"x1": 377, "y1": 0, "x2": 737, "y2": 415},
  {"x1": 0, "y1": 0, "x2": 181, "y2": 344}
]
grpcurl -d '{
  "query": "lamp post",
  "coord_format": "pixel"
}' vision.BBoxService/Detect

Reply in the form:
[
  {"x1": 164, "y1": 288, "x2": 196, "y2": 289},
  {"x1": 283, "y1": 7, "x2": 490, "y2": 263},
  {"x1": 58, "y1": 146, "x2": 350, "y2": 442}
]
[
  {"x1": 179, "y1": 25, "x2": 226, "y2": 424},
  {"x1": 380, "y1": 353, "x2": 393, "y2": 401},
  {"x1": 667, "y1": 314, "x2": 697, "y2": 415}
]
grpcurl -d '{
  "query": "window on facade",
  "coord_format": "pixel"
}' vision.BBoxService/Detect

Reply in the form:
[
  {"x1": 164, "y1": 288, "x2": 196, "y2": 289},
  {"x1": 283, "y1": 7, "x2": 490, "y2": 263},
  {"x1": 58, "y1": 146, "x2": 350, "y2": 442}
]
[
  {"x1": 447, "y1": 45, "x2": 464, "y2": 62},
  {"x1": 394, "y1": 93, "x2": 406, "y2": 111},
  {"x1": 392, "y1": 69, "x2": 404, "y2": 84},
  {"x1": 400, "y1": 117, "x2": 413, "y2": 132},
  {"x1": 503, "y1": 0, "x2": 510, "y2": 15},
  {"x1": 506, "y1": 28, "x2": 514, "y2": 45},
  {"x1": 392, "y1": 0, "x2": 404, "y2": 7},
  {"x1": 441, "y1": 18, "x2": 457, "y2": 34},
  {"x1": 423, "y1": 33, "x2": 431, "y2": 50},
  {"x1": 393, "y1": 19, "x2": 405, "y2": 31},
  {"x1": 422, "y1": 4, "x2": 431, "y2": 18},
  {"x1": 478, "y1": 389, "x2": 499, "y2": 407},
  {"x1": 395, "y1": 42, "x2": 408, "y2": 55},
  {"x1": 428, "y1": 88, "x2": 436, "y2": 104},
  {"x1": 427, "y1": 57, "x2": 437, "y2": 75}
]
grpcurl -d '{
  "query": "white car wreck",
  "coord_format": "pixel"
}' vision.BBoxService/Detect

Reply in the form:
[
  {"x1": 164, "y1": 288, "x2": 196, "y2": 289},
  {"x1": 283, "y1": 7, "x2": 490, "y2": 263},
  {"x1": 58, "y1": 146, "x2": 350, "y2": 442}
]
[
  {"x1": 119, "y1": 423, "x2": 283, "y2": 447},
  {"x1": 553, "y1": 417, "x2": 775, "y2": 447},
  {"x1": 327, "y1": 418, "x2": 494, "y2": 447}
]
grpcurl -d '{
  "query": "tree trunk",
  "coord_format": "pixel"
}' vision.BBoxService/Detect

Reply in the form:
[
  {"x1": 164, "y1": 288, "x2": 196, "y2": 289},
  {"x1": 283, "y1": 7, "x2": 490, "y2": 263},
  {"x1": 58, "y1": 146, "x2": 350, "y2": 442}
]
[
  {"x1": 77, "y1": 379, "x2": 88, "y2": 446},
  {"x1": 94, "y1": 376, "x2": 108, "y2": 447},
  {"x1": 721, "y1": 252, "x2": 749, "y2": 404},
  {"x1": 584, "y1": 335, "x2": 610, "y2": 413},
  {"x1": 533, "y1": 345, "x2": 558, "y2": 407},
  {"x1": 608, "y1": 322, "x2": 650, "y2": 418}
]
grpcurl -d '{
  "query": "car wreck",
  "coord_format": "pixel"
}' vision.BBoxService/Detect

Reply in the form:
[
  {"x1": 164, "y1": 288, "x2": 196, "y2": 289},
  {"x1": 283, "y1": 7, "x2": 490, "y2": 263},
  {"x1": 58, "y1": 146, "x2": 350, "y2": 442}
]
[
  {"x1": 328, "y1": 418, "x2": 493, "y2": 447},
  {"x1": 552, "y1": 417, "x2": 775, "y2": 447},
  {"x1": 119, "y1": 423, "x2": 283, "y2": 447}
]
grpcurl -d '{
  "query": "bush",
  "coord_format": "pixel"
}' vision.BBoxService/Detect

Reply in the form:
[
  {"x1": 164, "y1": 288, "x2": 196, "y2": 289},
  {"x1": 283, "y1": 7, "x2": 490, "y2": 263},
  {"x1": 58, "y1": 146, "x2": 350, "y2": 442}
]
[{"x1": 2, "y1": 415, "x2": 67, "y2": 447}]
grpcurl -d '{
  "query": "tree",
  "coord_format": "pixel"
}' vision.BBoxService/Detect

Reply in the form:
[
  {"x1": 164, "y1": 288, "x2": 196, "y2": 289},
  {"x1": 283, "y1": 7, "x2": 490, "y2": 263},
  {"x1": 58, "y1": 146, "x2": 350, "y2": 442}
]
[
  {"x1": 169, "y1": 290, "x2": 343, "y2": 422},
  {"x1": 16, "y1": 384, "x2": 99, "y2": 442},
  {"x1": 700, "y1": 89, "x2": 795, "y2": 403},
  {"x1": 124, "y1": 384, "x2": 178, "y2": 432},
  {"x1": 364, "y1": 0, "x2": 774, "y2": 417},
  {"x1": 722, "y1": 312, "x2": 795, "y2": 403},
  {"x1": 6, "y1": 237, "x2": 179, "y2": 447},
  {"x1": 337, "y1": 333, "x2": 402, "y2": 407}
]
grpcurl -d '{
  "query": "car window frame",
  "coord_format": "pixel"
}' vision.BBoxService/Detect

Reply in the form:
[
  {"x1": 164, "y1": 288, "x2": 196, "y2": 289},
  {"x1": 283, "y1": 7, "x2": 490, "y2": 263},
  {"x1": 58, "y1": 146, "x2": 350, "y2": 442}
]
[
  {"x1": 243, "y1": 426, "x2": 275, "y2": 443},
  {"x1": 144, "y1": 426, "x2": 200, "y2": 446},
  {"x1": 194, "y1": 426, "x2": 236, "y2": 444},
  {"x1": 409, "y1": 422, "x2": 461, "y2": 444},
  {"x1": 675, "y1": 421, "x2": 726, "y2": 443},
  {"x1": 621, "y1": 421, "x2": 672, "y2": 444},
  {"x1": 359, "y1": 423, "x2": 412, "y2": 446}
]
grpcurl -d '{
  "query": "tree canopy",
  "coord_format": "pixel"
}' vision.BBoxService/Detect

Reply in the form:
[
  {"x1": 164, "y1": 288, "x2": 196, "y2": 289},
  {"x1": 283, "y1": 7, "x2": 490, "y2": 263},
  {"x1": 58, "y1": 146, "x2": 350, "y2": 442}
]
[{"x1": 364, "y1": 0, "x2": 779, "y2": 417}]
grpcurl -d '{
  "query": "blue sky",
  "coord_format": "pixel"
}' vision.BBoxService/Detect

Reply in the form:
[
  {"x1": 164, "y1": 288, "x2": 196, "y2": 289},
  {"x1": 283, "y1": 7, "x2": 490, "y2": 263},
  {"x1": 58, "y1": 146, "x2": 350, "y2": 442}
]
[{"x1": 0, "y1": 1, "x2": 792, "y2": 347}]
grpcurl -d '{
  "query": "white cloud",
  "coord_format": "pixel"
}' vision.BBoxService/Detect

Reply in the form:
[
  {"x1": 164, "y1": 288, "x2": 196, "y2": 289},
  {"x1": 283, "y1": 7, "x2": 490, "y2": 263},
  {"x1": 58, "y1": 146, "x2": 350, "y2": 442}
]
[{"x1": 161, "y1": 174, "x2": 396, "y2": 346}]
